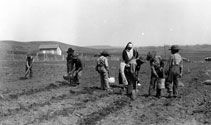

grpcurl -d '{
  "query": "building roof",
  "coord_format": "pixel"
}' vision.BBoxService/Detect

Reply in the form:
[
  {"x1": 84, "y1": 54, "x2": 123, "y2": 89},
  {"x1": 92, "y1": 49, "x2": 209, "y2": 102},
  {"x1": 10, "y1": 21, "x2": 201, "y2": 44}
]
[{"x1": 39, "y1": 44, "x2": 60, "y2": 50}]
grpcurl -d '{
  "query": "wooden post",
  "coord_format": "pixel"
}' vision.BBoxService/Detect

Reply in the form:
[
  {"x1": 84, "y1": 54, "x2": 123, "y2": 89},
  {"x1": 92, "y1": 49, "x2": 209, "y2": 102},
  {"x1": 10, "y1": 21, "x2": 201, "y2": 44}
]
[
  {"x1": 164, "y1": 44, "x2": 166, "y2": 59},
  {"x1": 62, "y1": 55, "x2": 65, "y2": 61}
]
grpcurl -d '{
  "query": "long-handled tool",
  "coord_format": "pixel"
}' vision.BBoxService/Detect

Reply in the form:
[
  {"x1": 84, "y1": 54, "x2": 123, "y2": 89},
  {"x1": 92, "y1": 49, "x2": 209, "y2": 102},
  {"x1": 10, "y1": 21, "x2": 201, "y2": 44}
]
[
  {"x1": 68, "y1": 67, "x2": 76, "y2": 84},
  {"x1": 20, "y1": 58, "x2": 35, "y2": 80},
  {"x1": 63, "y1": 68, "x2": 76, "y2": 84}
]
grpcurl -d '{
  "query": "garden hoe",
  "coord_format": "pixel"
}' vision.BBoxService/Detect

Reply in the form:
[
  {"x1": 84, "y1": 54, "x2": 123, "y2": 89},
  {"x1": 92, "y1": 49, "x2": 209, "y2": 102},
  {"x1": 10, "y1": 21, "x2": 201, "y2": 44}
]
[{"x1": 20, "y1": 59, "x2": 35, "y2": 80}]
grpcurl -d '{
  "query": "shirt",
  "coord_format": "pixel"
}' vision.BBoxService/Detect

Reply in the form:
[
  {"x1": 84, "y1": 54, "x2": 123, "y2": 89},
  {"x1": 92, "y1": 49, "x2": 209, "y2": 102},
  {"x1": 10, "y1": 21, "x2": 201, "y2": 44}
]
[
  {"x1": 165, "y1": 53, "x2": 183, "y2": 75},
  {"x1": 67, "y1": 55, "x2": 83, "y2": 73},
  {"x1": 169, "y1": 53, "x2": 182, "y2": 66},
  {"x1": 150, "y1": 55, "x2": 163, "y2": 77},
  {"x1": 126, "y1": 49, "x2": 134, "y2": 61},
  {"x1": 72, "y1": 58, "x2": 83, "y2": 71},
  {"x1": 97, "y1": 56, "x2": 109, "y2": 70},
  {"x1": 150, "y1": 56, "x2": 162, "y2": 69},
  {"x1": 122, "y1": 49, "x2": 139, "y2": 64},
  {"x1": 26, "y1": 56, "x2": 33, "y2": 66}
]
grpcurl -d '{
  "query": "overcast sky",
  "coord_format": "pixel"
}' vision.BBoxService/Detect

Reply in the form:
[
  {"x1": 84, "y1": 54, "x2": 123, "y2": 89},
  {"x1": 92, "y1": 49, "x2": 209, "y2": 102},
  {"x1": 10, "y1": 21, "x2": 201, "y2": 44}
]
[{"x1": 1, "y1": 0, "x2": 211, "y2": 47}]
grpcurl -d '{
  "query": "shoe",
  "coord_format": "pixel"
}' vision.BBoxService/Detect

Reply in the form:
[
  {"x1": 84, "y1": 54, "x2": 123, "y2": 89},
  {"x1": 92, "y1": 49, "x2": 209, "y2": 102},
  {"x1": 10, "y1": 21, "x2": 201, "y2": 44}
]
[
  {"x1": 106, "y1": 88, "x2": 113, "y2": 92},
  {"x1": 155, "y1": 95, "x2": 161, "y2": 98}
]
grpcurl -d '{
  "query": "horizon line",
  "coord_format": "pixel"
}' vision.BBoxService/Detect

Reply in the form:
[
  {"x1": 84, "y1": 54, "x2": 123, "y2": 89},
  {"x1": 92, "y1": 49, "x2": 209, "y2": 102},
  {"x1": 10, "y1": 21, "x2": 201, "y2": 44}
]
[{"x1": 0, "y1": 40, "x2": 211, "y2": 48}]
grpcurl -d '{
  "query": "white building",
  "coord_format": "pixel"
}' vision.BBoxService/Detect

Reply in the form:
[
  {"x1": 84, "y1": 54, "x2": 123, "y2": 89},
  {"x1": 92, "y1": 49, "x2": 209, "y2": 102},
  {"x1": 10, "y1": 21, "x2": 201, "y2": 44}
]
[{"x1": 39, "y1": 44, "x2": 62, "y2": 55}]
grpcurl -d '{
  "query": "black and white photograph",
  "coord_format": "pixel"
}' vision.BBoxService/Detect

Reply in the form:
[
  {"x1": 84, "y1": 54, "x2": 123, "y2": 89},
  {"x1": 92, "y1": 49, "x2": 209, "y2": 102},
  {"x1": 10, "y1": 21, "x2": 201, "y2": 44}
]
[{"x1": 1, "y1": 0, "x2": 211, "y2": 124}]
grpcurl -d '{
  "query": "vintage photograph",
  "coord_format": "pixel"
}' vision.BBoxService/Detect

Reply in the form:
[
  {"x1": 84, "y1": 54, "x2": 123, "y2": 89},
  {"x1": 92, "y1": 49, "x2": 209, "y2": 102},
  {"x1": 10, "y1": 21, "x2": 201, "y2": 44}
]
[{"x1": 0, "y1": 0, "x2": 211, "y2": 124}]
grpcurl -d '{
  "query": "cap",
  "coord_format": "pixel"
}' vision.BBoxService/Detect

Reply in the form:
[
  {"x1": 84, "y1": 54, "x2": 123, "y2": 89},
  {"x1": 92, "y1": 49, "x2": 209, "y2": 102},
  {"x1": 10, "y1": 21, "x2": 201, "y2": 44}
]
[
  {"x1": 100, "y1": 51, "x2": 110, "y2": 57},
  {"x1": 169, "y1": 45, "x2": 180, "y2": 51}
]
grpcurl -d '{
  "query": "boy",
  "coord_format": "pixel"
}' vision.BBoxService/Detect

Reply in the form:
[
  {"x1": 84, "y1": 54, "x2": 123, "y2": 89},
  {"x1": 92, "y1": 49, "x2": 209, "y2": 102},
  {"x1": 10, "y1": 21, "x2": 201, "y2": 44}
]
[
  {"x1": 96, "y1": 51, "x2": 112, "y2": 92},
  {"x1": 165, "y1": 45, "x2": 183, "y2": 98}
]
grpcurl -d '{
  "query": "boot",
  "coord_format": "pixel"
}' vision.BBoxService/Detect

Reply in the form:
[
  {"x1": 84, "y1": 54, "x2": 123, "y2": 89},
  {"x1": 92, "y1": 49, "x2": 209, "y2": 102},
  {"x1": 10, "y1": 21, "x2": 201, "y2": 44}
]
[{"x1": 167, "y1": 91, "x2": 173, "y2": 98}]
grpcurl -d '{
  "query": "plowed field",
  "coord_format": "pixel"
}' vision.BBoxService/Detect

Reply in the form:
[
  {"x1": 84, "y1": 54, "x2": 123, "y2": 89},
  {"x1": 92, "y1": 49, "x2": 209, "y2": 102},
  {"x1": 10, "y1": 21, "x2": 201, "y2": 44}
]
[{"x1": 1, "y1": 59, "x2": 211, "y2": 125}]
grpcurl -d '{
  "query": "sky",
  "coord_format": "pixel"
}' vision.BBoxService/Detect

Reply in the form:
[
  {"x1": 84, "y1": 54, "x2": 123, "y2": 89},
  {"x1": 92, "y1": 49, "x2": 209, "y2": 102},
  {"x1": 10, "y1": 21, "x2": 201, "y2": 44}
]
[{"x1": 0, "y1": 0, "x2": 211, "y2": 47}]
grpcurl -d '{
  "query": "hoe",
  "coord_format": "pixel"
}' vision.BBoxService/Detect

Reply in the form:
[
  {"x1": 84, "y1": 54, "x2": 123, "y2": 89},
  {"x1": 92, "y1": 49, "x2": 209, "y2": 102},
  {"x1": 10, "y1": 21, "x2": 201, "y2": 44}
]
[{"x1": 20, "y1": 59, "x2": 35, "y2": 80}]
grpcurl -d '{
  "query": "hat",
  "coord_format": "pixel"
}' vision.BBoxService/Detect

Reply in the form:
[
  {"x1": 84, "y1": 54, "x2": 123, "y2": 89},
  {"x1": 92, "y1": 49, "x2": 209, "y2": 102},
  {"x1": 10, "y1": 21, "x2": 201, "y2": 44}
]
[
  {"x1": 146, "y1": 51, "x2": 156, "y2": 61},
  {"x1": 100, "y1": 51, "x2": 110, "y2": 57},
  {"x1": 67, "y1": 48, "x2": 74, "y2": 53},
  {"x1": 169, "y1": 45, "x2": 180, "y2": 51},
  {"x1": 137, "y1": 56, "x2": 146, "y2": 63}
]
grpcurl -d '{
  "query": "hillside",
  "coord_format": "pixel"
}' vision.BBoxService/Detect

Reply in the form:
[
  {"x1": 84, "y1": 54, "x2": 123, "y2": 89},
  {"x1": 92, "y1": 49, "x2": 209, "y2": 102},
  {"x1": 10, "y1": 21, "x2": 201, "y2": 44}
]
[
  {"x1": 86, "y1": 45, "x2": 122, "y2": 50},
  {"x1": 0, "y1": 40, "x2": 100, "y2": 55},
  {"x1": 1, "y1": 40, "x2": 211, "y2": 60}
]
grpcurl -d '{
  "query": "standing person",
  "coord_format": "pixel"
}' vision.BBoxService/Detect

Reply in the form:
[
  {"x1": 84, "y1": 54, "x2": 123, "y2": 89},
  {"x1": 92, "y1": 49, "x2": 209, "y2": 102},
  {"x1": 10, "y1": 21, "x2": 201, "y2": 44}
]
[
  {"x1": 119, "y1": 42, "x2": 139, "y2": 87},
  {"x1": 25, "y1": 55, "x2": 34, "y2": 78},
  {"x1": 122, "y1": 42, "x2": 139, "y2": 64},
  {"x1": 165, "y1": 45, "x2": 183, "y2": 98},
  {"x1": 96, "y1": 51, "x2": 112, "y2": 92},
  {"x1": 66, "y1": 48, "x2": 75, "y2": 74},
  {"x1": 124, "y1": 59, "x2": 139, "y2": 100},
  {"x1": 146, "y1": 51, "x2": 164, "y2": 97}
]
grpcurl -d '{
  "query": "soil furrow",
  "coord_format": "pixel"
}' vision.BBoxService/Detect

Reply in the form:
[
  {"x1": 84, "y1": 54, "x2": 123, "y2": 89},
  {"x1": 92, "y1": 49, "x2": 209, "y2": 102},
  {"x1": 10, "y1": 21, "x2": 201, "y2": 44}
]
[
  {"x1": 2, "y1": 81, "x2": 73, "y2": 100},
  {"x1": 78, "y1": 96, "x2": 130, "y2": 125},
  {"x1": 32, "y1": 95, "x2": 129, "y2": 125},
  {"x1": 0, "y1": 87, "x2": 119, "y2": 125}
]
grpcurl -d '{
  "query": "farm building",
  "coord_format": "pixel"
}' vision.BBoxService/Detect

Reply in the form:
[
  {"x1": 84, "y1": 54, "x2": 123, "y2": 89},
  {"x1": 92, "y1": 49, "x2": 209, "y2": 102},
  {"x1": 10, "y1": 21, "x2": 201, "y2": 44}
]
[
  {"x1": 37, "y1": 44, "x2": 64, "y2": 61},
  {"x1": 39, "y1": 44, "x2": 62, "y2": 55}
]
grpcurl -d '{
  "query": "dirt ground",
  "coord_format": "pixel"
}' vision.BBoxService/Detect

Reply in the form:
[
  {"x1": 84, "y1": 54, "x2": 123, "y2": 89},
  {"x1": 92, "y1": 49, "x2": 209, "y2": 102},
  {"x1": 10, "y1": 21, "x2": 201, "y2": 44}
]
[{"x1": 1, "y1": 59, "x2": 211, "y2": 125}]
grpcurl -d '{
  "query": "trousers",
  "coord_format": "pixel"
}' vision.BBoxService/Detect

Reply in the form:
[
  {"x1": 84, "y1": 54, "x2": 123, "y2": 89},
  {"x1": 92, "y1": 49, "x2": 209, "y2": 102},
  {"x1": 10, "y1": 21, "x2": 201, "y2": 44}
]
[
  {"x1": 25, "y1": 66, "x2": 32, "y2": 78},
  {"x1": 148, "y1": 76, "x2": 157, "y2": 96},
  {"x1": 98, "y1": 67, "x2": 110, "y2": 90}
]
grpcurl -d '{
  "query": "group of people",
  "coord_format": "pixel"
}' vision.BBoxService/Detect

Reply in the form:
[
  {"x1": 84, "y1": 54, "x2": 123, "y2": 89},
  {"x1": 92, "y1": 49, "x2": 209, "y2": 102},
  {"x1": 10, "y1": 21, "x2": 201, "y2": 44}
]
[
  {"x1": 25, "y1": 42, "x2": 183, "y2": 100},
  {"x1": 94, "y1": 42, "x2": 183, "y2": 99}
]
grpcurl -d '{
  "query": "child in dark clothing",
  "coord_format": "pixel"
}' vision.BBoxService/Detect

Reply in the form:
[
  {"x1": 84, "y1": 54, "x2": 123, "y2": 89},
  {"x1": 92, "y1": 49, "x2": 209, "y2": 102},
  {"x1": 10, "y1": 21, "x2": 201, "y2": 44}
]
[
  {"x1": 25, "y1": 55, "x2": 34, "y2": 78},
  {"x1": 146, "y1": 51, "x2": 165, "y2": 98}
]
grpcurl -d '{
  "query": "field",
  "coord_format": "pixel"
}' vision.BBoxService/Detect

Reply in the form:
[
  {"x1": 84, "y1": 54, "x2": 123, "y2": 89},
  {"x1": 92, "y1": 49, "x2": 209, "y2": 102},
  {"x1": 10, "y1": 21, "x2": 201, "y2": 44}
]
[{"x1": 1, "y1": 50, "x2": 211, "y2": 125}]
